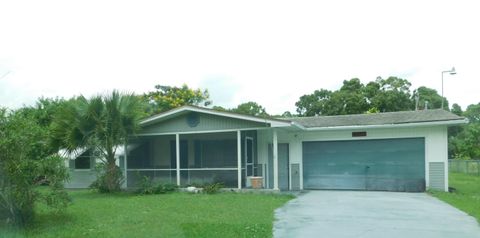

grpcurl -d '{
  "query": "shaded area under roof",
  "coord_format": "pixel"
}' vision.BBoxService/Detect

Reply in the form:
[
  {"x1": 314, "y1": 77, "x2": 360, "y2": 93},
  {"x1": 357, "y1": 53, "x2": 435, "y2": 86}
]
[{"x1": 288, "y1": 109, "x2": 465, "y2": 128}]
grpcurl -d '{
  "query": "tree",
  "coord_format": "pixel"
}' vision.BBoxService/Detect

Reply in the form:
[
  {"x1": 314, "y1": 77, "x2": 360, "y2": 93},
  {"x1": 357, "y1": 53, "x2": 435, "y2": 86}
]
[
  {"x1": 450, "y1": 123, "x2": 480, "y2": 159},
  {"x1": 281, "y1": 111, "x2": 293, "y2": 117},
  {"x1": 448, "y1": 103, "x2": 464, "y2": 147},
  {"x1": 295, "y1": 79, "x2": 369, "y2": 116},
  {"x1": 52, "y1": 91, "x2": 144, "y2": 192},
  {"x1": 412, "y1": 86, "x2": 447, "y2": 110},
  {"x1": 451, "y1": 103, "x2": 463, "y2": 116},
  {"x1": 1, "y1": 108, "x2": 70, "y2": 226},
  {"x1": 449, "y1": 102, "x2": 480, "y2": 159},
  {"x1": 329, "y1": 78, "x2": 369, "y2": 115},
  {"x1": 464, "y1": 103, "x2": 480, "y2": 123},
  {"x1": 295, "y1": 76, "x2": 456, "y2": 116},
  {"x1": 369, "y1": 76, "x2": 413, "y2": 112},
  {"x1": 231, "y1": 101, "x2": 268, "y2": 117},
  {"x1": 143, "y1": 84, "x2": 211, "y2": 115},
  {"x1": 295, "y1": 89, "x2": 332, "y2": 116}
]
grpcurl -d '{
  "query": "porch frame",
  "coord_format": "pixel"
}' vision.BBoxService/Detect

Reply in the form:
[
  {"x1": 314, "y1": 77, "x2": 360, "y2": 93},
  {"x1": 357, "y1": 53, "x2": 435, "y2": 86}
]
[{"x1": 125, "y1": 128, "x2": 276, "y2": 189}]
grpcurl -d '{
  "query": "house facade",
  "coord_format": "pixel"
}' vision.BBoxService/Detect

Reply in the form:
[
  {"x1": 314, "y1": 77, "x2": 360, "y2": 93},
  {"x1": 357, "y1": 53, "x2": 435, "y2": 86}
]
[{"x1": 65, "y1": 106, "x2": 466, "y2": 192}]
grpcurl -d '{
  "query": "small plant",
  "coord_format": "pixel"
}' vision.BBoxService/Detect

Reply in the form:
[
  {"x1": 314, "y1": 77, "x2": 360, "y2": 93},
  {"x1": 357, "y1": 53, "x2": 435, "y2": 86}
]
[
  {"x1": 154, "y1": 184, "x2": 178, "y2": 194},
  {"x1": 136, "y1": 176, "x2": 155, "y2": 195},
  {"x1": 163, "y1": 183, "x2": 178, "y2": 193},
  {"x1": 202, "y1": 182, "x2": 224, "y2": 194},
  {"x1": 136, "y1": 181, "x2": 178, "y2": 195},
  {"x1": 154, "y1": 184, "x2": 166, "y2": 194}
]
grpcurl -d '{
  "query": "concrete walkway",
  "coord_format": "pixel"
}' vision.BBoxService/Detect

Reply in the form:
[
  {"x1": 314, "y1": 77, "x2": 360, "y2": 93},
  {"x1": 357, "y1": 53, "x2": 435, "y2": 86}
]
[{"x1": 274, "y1": 191, "x2": 480, "y2": 238}]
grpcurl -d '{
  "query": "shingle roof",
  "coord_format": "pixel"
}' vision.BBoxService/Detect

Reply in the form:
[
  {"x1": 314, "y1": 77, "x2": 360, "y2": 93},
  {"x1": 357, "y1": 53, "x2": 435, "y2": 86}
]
[{"x1": 288, "y1": 109, "x2": 465, "y2": 128}]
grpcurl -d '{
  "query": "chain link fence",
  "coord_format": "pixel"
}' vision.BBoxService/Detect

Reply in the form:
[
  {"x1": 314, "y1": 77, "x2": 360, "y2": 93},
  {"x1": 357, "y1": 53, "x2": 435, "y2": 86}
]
[{"x1": 449, "y1": 159, "x2": 480, "y2": 176}]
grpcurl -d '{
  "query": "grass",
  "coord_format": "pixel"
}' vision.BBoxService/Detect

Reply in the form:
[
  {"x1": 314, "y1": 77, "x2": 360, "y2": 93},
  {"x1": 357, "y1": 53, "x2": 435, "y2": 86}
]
[
  {"x1": 2, "y1": 190, "x2": 293, "y2": 238},
  {"x1": 430, "y1": 172, "x2": 480, "y2": 223}
]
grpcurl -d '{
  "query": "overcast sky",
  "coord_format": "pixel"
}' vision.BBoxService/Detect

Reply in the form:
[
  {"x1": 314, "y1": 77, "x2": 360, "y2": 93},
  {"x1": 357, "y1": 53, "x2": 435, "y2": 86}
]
[{"x1": 1, "y1": 0, "x2": 479, "y2": 114}]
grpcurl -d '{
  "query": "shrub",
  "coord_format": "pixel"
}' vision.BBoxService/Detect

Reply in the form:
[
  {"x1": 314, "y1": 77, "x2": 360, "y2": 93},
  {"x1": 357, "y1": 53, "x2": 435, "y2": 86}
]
[
  {"x1": 154, "y1": 183, "x2": 178, "y2": 194},
  {"x1": 90, "y1": 163, "x2": 124, "y2": 193},
  {"x1": 202, "y1": 183, "x2": 224, "y2": 194},
  {"x1": 1, "y1": 155, "x2": 71, "y2": 227},
  {"x1": 154, "y1": 184, "x2": 166, "y2": 194},
  {"x1": 163, "y1": 183, "x2": 178, "y2": 193},
  {"x1": 136, "y1": 176, "x2": 155, "y2": 195},
  {"x1": 0, "y1": 103, "x2": 71, "y2": 227},
  {"x1": 134, "y1": 174, "x2": 178, "y2": 195}
]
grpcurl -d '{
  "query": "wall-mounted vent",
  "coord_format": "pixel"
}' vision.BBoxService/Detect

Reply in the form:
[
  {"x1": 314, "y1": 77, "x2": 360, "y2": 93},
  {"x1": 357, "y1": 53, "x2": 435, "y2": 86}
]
[
  {"x1": 352, "y1": 131, "x2": 367, "y2": 137},
  {"x1": 429, "y1": 162, "x2": 445, "y2": 190}
]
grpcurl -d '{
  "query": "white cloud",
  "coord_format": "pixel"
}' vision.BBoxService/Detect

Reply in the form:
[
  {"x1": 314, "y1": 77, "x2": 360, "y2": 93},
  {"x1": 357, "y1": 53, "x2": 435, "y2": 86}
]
[{"x1": 0, "y1": 0, "x2": 479, "y2": 113}]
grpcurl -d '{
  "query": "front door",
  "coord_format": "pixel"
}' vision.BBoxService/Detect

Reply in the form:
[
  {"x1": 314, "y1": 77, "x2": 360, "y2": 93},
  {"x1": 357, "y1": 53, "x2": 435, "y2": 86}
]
[
  {"x1": 245, "y1": 137, "x2": 254, "y2": 178},
  {"x1": 268, "y1": 143, "x2": 290, "y2": 190}
]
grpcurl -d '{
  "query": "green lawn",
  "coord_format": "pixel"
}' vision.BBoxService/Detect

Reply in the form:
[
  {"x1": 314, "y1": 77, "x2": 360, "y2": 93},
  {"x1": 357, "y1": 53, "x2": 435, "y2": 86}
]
[
  {"x1": 3, "y1": 190, "x2": 293, "y2": 238},
  {"x1": 430, "y1": 172, "x2": 480, "y2": 222}
]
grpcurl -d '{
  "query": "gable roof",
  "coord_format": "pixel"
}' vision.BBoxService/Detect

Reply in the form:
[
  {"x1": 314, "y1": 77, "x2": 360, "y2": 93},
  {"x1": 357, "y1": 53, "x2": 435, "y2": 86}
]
[
  {"x1": 140, "y1": 105, "x2": 292, "y2": 128},
  {"x1": 288, "y1": 109, "x2": 467, "y2": 130}
]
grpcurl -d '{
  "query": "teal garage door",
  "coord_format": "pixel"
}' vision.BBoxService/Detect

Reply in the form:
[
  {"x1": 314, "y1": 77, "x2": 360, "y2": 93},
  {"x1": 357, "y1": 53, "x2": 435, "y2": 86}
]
[{"x1": 303, "y1": 138, "x2": 425, "y2": 192}]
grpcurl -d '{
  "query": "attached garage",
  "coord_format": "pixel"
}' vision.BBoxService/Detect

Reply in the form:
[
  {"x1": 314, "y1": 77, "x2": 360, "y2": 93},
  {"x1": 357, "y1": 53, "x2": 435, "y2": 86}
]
[
  {"x1": 303, "y1": 138, "x2": 425, "y2": 192},
  {"x1": 283, "y1": 109, "x2": 468, "y2": 192}
]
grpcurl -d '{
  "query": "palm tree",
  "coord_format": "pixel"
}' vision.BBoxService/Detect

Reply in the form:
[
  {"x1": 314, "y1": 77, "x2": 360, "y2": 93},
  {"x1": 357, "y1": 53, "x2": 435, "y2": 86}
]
[{"x1": 53, "y1": 91, "x2": 144, "y2": 192}]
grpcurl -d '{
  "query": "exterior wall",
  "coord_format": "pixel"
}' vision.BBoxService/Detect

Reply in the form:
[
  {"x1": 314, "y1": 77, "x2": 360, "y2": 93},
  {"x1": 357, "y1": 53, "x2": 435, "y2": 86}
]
[
  {"x1": 257, "y1": 126, "x2": 449, "y2": 191},
  {"x1": 257, "y1": 130, "x2": 271, "y2": 188},
  {"x1": 65, "y1": 170, "x2": 97, "y2": 188},
  {"x1": 140, "y1": 113, "x2": 268, "y2": 134},
  {"x1": 65, "y1": 156, "x2": 123, "y2": 189}
]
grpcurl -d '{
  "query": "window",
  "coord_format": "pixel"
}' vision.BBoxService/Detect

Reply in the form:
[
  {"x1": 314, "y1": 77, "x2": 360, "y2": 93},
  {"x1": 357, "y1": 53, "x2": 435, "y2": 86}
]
[{"x1": 74, "y1": 151, "x2": 92, "y2": 169}]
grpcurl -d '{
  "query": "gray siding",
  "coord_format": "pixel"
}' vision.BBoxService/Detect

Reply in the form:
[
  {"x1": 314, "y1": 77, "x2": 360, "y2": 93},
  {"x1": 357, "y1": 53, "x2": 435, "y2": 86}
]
[
  {"x1": 141, "y1": 113, "x2": 268, "y2": 134},
  {"x1": 429, "y1": 162, "x2": 445, "y2": 190},
  {"x1": 65, "y1": 170, "x2": 96, "y2": 188}
]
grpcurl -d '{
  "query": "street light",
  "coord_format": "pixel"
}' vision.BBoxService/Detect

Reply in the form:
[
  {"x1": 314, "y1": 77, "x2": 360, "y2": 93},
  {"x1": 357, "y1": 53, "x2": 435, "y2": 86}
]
[{"x1": 441, "y1": 67, "x2": 456, "y2": 109}]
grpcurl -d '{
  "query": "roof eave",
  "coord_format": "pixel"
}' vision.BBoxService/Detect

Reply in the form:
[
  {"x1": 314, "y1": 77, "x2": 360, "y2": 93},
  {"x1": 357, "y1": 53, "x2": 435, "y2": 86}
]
[
  {"x1": 301, "y1": 118, "x2": 468, "y2": 131},
  {"x1": 140, "y1": 105, "x2": 292, "y2": 127}
]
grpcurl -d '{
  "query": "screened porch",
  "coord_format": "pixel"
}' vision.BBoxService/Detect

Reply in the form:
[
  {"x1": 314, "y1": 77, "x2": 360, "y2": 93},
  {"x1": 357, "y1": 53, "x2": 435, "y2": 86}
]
[{"x1": 125, "y1": 131, "x2": 265, "y2": 188}]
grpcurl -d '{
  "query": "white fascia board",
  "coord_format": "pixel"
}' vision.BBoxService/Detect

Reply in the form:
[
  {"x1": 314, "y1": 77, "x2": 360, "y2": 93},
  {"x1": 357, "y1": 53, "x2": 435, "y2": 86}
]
[
  {"x1": 140, "y1": 107, "x2": 189, "y2": 125},
  {"x1": 302, "y1": 119, "x2": 468, "y2": 131},
  {"x1": 140, "y1": 105, "x2": 292, "y2": 127},
  {"x1": 291, "y1": 121, "x2": 307, "y2": 130}
]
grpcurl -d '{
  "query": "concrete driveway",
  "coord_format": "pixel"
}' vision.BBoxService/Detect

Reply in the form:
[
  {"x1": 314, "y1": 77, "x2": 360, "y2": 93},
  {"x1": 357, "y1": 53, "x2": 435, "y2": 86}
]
[{"x1": 274, "y1": 191, "x2": 480, "y2": 238}]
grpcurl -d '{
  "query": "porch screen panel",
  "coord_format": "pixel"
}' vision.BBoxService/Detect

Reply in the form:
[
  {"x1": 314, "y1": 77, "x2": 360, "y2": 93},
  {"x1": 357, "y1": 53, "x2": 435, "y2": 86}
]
[
  {"x1": 178, "y1": 132, "x2": 239, "y2": 187},
  {"x1": 170, "y1": 140, "x2": 188, "y2": 168},
  {"x1": 180, "y1": 170, "x2": 237, "y2": 187},
  {"x1": 126, "y1": 135, "x2": 177, "y2": 188},
  {"x1": 127, "y1": 142, "x2": 152, "y2": 169},
  {"x1": 199, "y1": 139, "x2": 236, "y2": 168}
]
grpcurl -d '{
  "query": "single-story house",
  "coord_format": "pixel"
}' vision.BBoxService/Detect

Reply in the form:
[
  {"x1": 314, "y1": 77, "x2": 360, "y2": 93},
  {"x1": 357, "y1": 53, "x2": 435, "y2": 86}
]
[{"x1": 65, "y1": 106, "x2": 467, "y2": 192}]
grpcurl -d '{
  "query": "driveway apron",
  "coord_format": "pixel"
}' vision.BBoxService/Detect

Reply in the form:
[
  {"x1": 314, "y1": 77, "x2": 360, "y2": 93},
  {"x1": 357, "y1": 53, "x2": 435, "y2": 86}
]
[{"x1": 274, "y1": 191, "x2": 480, "y2": 238}]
